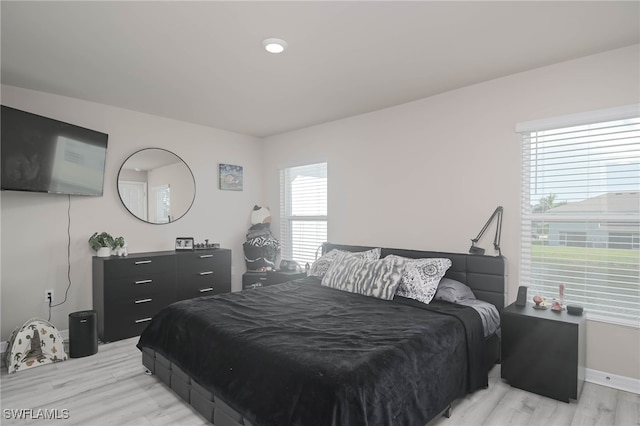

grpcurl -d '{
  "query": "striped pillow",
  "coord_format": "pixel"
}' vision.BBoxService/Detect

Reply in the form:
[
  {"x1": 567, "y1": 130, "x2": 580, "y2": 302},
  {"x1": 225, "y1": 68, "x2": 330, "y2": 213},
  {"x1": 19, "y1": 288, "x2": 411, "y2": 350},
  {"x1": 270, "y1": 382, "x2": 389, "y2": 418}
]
[
  {"x1": 308, "y1": 248, "x2": 381, "y2": 278},
  {"x1": 321, "y1": 252, "x2": 406, "y2": 300}
]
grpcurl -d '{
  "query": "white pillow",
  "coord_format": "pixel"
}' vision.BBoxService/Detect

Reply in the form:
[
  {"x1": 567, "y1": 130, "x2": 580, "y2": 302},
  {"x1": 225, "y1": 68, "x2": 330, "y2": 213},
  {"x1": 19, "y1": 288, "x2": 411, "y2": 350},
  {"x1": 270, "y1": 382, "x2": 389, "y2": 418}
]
[
  {"x1": 307, "y1": 248, "x2": 381, "y2": 278},
  {"x1": 395, "y1": 258, "x2": 452, "y2": 304}
]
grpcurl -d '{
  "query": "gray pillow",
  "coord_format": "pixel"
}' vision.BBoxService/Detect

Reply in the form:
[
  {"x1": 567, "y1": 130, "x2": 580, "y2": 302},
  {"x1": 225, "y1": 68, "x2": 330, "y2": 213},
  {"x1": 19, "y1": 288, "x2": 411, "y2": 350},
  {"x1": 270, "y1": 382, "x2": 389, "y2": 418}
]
[
  {"x1": 308, "y1": 247, "x2": 381, "y2": 278},
  {"x1": 395, "y1": 258, "x2": 452, "y2": 304},
  {"x1": 434, "y1": 278, "x2": 476, "y2": 303},
  {"x1": 321, "y1": 252, "x2": 406, "y2": 300}
]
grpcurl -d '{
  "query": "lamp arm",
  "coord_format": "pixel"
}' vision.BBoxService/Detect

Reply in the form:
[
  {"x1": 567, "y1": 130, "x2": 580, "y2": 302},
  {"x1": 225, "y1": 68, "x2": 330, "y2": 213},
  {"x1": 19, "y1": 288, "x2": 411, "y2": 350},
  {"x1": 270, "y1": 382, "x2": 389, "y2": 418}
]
[
  {"x1": 493, "y1": 207, "x2": 503, "y2": 256},
  {"x1": 471, "y1": 206, "x2": 503, "y2": 243}
]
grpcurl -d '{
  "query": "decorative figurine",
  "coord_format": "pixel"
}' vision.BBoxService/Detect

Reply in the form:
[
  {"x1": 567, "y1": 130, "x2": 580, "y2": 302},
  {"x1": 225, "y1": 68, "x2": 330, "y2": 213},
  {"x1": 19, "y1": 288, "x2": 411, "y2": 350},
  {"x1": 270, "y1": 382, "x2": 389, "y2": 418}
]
[
  {"x1": 532, "y1": 295, "x2": 547, "y2": 310},
  {"x1": 243, "y1": 206, "x2": 280, "y2": 272}
]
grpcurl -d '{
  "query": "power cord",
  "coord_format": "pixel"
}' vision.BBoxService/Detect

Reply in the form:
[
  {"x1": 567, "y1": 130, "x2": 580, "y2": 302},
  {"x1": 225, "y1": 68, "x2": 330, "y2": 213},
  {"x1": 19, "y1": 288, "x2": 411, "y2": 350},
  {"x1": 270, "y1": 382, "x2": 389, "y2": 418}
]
[{"x1": 48, "y1": 195, "x2": 72, "y2": 321}]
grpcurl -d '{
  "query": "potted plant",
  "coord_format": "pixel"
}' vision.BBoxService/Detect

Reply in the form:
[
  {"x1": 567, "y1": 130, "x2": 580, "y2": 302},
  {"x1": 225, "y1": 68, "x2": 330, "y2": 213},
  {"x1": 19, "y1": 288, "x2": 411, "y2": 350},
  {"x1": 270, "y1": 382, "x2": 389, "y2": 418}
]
[{"x1": 89, "y1": 232, "x2": 115, "y2": 257}]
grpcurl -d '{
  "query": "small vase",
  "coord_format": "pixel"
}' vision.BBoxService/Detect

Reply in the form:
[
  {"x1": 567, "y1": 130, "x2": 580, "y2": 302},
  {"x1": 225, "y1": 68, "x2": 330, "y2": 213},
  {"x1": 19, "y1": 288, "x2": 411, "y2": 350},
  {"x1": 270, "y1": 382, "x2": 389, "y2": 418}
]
[{"x1": 97, "y1": 247, "x2": 111, "y2": 257}]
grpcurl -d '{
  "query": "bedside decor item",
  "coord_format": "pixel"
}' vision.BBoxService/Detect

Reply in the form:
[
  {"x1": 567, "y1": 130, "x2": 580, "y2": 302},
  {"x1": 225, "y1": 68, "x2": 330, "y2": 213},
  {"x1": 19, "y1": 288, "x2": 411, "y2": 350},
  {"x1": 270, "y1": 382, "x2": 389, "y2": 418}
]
[
  {"x1": 243, "y1": 206, "x2": 280, "y2": 271},
  {"x1": 469, "y1": 206, "x2": 503, "y2": 256},
  {"x1": 176, "y1": 237, "x2": 194, "y2": 250},
  {"x1": 89, "y1": 232, "x2": 122, "y2": 257},
  {"x1": 532, "y1": 294, "x2": 547, "y2": 309},
  {"x1": 515, "y1": 286, "x2": 528, "y2": 306},
  {"x1": 551, "y1": 300, "x2": 563, "y2": 312},
  {"x1": 567, "y1": 305, "x2": 584, "y2": 316},
  {"x1": 219, "y1": 163, "x2": 243, "y2": 191}
]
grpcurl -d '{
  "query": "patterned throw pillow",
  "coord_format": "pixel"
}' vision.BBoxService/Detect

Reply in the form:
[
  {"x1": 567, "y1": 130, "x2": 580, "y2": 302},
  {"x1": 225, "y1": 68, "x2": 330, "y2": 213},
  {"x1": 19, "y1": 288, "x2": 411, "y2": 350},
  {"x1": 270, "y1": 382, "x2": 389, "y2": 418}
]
[
  {"x1": 308, "y1": 248, "x2": 381, "y2": 278},
  {"x1": 395, "y1": 258, "x2": 452, "y2": 304},
  {"x1": 321, "y1": 252, "x2": 406, "y2": 300}
]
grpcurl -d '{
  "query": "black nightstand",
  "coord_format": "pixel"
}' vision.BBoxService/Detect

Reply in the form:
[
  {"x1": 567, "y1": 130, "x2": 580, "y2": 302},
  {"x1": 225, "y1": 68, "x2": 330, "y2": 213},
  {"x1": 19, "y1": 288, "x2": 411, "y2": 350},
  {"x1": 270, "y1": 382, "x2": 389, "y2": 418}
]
[
  {"x1": 242, "y1": 270, "x2": 306, "y2": 290},
  {"x1": 501, "y1": 302, "x2": 586, "y2": 402}
]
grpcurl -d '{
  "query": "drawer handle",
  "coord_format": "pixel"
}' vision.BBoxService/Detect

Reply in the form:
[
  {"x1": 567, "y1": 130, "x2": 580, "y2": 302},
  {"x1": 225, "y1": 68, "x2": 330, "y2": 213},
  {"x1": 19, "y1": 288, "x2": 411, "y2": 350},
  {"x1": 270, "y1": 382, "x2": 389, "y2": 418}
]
[
  {"x1": 199, "y1": 271, "x2": 213, "y2": 276},
  {"x1": 199, "y1": 254, "x2": 213, "y2": 258},
  {"x1": 134, "y1": 279, "x2": 153, "y2": 285},
  {"x1": 135, "y1": 260, "x2": 152, "y2": 265},
  {"x1": 199, "y1": 287, "x2": 214, "y2": 293},
  {"x1": 135, "y1": 298, "x2": 152, "y2": 304},
  {"x1": 135, "y1": 317, "x2": 152, "y2": 324}
]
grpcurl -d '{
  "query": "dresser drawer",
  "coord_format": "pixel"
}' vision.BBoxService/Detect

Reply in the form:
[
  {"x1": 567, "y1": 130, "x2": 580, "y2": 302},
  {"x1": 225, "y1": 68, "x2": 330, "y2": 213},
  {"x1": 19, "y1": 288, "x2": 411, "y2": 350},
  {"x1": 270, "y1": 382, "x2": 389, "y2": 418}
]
[
  {"x1": 177, "y1": 251, "x2": 220, "y2": 269},
  {"x1": 104, "y1": 255, "x2": 175, "y2": 279},
  {"x1": 176, "y1": 276, "x2": 228, "y2": 301},
  {"x1": 177, "y1": 250, "x2": 230, "y2": 274},
  {"x1": 103, "y1": 274, "x2": 175, "y2": 302},
  {"x1": 102, "y1": 293, "x2": 174, "y2": 342}
]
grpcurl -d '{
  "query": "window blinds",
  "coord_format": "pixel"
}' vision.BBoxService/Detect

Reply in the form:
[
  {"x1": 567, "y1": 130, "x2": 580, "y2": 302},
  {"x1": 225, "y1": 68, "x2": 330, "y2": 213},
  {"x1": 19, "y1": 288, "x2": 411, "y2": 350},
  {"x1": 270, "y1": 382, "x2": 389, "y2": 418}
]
[
  {"x1": 280, "y1": 163, "x2": 327, "y2": 265},
  {"x1": 519, "y1": 113, "x2": 640, "y2": 323}
]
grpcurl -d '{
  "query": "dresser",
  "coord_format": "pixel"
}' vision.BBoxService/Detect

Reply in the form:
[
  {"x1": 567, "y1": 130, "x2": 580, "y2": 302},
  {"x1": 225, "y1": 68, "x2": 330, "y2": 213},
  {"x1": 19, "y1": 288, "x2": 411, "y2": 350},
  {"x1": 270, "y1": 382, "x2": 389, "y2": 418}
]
[
  {"x1": 93, "y1": 249, "x2": 231, "y2": 342},
  {"x1": 501, "y1": 302, "x2": 586, "y2": 402}
]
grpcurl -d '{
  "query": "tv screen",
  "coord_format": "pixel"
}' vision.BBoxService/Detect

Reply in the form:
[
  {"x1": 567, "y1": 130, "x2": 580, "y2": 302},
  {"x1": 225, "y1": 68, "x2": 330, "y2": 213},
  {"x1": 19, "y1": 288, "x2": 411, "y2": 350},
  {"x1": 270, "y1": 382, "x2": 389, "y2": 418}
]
[{"x1": 1, "y1": 106, "x2": 108, "y2": 196}]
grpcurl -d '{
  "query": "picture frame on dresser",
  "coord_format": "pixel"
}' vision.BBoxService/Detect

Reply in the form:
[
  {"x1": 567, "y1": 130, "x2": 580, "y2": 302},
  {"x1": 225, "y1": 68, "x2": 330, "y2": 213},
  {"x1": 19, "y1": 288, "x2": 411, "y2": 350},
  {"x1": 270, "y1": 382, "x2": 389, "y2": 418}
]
[{"x1": 175, "y1": 237, "x2": 194, "y2": 250}]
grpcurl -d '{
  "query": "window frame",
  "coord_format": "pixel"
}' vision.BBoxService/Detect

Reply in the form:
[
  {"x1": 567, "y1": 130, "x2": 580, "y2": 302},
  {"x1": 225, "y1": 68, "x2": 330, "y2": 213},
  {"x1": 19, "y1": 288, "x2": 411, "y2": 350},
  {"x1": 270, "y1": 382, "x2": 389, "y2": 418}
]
[
  {"x1": 279, "y1": 162, "x2": 328, "y2": 266},
  {"x1": 517, "y1": 104, "x2": 640, "y2": 327}
]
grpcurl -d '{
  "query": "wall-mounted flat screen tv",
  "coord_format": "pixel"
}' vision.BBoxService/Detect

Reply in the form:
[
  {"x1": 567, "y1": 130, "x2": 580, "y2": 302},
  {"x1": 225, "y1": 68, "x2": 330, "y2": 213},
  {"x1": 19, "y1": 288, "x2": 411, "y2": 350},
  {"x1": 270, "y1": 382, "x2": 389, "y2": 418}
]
[{"x1": 1, "y1": 105, "x2": 108, "y2": 196}]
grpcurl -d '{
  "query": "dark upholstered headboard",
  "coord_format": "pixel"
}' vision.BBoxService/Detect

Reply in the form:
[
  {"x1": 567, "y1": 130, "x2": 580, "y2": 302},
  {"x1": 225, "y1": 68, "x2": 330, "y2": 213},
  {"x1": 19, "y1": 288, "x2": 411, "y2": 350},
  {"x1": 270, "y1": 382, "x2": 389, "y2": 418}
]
[{"x1": 321, "y1": 242, "x2": 508, "y2": 311}]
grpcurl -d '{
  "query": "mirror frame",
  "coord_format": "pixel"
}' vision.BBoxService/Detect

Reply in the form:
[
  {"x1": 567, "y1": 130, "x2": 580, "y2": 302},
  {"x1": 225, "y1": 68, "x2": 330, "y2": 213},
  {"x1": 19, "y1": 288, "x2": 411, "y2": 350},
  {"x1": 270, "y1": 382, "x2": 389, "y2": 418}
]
[{"x1": 117, "y1": 148, "x2": 196, "y2": 225}]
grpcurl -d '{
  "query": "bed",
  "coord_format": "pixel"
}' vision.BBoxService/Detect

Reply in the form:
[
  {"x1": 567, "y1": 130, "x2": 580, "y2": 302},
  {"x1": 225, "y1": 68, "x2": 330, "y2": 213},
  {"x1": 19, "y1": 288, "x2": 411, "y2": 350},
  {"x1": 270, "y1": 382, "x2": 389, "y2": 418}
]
[{"x1": 137, "y1": 243, "x2": 507, "y2": 426}]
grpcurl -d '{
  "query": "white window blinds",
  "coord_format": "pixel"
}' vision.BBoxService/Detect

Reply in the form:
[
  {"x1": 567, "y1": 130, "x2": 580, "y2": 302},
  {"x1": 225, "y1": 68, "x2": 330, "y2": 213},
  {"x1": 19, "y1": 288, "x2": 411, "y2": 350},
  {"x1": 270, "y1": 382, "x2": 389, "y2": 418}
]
[
  {"x1": 280, "y1": 163, "x2": 327, "y2": 266},
  {"x1": 519, "y1": 109, "x2": 640, "y2": 324}
]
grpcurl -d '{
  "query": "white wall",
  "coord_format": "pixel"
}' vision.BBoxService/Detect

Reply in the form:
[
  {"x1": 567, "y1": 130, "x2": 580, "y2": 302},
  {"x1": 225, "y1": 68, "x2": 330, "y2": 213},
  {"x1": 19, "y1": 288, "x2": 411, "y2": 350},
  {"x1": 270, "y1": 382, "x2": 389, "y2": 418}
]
[
  {"x1": 262, "y1": 45, "x2": 640, "y2": 380},
  {"x1": 1, "y1": 85, "x2": 264, "y2": 340}
]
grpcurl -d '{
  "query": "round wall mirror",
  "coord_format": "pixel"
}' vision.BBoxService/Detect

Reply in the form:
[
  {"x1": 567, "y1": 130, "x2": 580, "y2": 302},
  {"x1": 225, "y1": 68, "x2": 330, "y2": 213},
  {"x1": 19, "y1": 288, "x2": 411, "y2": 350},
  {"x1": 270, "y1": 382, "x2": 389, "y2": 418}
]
[{"x1": 117, "y1": 148, "x2": 195, "y2": 224}]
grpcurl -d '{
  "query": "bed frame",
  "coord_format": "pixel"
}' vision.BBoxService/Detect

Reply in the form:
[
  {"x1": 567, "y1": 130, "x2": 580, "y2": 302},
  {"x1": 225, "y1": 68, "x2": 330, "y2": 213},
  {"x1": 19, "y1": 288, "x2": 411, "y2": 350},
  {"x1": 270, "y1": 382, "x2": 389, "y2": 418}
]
[{"x1": 141, "y1": 243, "x2": 507, "y2": 426}]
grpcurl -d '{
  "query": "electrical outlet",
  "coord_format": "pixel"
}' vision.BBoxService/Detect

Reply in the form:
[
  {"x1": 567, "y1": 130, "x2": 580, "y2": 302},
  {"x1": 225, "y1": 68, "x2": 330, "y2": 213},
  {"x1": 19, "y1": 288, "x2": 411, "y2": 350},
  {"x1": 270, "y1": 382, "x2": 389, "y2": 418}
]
[{"x1": 45, "y1": 289, "x2": 54, "y2": 303}]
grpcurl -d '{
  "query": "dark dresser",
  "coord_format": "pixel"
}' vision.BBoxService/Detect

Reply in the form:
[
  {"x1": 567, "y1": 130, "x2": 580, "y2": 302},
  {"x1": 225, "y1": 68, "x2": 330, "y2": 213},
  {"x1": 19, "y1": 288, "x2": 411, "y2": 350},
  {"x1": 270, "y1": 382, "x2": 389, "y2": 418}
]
[
  {"x1": 93, "y1": 249, "x2": 231, "y2": 342},
  {"x1": 501, "y1": 302, "x2": 586, "y2": 402}
]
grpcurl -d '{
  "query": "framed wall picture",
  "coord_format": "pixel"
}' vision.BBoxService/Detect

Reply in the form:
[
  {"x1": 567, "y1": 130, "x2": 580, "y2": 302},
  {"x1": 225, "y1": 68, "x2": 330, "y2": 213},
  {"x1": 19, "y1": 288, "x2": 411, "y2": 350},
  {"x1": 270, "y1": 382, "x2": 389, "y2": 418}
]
[
  {"x1": 219, "y1": 164, "x2": 243, "y2": 191},
  {"x1": 175, "y1": 237, "x2": 194, "y2": 250}
]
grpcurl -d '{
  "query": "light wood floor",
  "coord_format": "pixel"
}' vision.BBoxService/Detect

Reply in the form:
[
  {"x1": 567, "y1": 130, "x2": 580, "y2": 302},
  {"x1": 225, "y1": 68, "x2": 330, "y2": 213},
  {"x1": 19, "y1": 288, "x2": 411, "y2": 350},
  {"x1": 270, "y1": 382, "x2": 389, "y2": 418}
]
[{"x1": 1, "y1": 337, "x2": 638, "y2": 425}]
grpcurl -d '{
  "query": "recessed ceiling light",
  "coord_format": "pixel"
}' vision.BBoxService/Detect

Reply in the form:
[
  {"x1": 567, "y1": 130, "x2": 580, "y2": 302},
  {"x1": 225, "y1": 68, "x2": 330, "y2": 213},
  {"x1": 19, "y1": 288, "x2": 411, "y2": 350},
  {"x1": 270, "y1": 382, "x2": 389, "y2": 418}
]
[{"x1": 262, "y1": 38, "x2": 288, "y2": 54}]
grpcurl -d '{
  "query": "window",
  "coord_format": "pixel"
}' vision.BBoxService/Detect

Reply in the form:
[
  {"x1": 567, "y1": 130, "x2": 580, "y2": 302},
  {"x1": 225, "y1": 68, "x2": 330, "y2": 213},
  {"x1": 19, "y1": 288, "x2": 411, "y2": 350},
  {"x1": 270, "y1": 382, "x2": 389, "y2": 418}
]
[
  {"x1": 280, "y1": 163, "x2": 327, "y2": 266},
  {"x1": 518, "y1": 106, "x2": 639, "y2": 323}
]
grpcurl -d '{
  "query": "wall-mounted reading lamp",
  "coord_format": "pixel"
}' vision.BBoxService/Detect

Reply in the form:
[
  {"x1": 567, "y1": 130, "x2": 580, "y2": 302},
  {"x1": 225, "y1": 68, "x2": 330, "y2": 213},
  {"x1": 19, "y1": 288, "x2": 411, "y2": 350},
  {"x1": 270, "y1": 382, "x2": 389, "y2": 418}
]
[{"x1": 469, "y1": 206, "x2": 503, "y2": 256}]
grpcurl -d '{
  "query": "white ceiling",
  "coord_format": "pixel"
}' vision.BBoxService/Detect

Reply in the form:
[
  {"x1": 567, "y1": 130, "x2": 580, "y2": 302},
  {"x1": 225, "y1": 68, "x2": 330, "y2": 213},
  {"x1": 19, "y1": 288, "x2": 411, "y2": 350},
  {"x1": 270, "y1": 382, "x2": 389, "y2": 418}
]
[{"x1": 2, "y1": 1, "x2": 639, "y2": 138}]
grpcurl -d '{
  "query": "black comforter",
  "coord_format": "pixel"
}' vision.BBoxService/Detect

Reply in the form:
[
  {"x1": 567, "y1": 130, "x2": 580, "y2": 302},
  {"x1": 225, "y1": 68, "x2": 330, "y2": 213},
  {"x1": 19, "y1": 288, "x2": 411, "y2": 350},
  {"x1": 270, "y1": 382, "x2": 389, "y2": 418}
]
[{"x1": 137, "y1": 277, "x2": 487, "y2": 426}]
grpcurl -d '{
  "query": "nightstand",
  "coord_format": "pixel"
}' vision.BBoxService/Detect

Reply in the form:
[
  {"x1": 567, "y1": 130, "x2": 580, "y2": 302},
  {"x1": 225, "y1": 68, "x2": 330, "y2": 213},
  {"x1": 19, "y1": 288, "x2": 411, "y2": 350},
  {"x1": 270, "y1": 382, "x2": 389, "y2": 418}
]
[
  {"x1": 242, "y1": 270, "x2": 306, "y2": 290},
  {"x1": 501, "y1": 302, "x2": 586, "y2": 402}
]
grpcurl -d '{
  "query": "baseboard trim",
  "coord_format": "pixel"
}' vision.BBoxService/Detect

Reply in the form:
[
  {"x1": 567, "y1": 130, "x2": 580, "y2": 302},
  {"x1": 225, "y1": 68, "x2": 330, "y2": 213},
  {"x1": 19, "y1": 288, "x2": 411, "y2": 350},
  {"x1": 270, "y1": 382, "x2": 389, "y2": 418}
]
[{"x1": 586, "y1": 368, "x2": 640, "y2": 394}]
